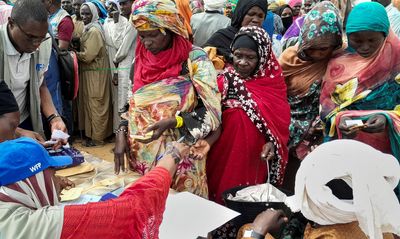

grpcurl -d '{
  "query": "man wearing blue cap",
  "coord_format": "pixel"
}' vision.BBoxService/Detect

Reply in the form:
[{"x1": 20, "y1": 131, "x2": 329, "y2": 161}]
[
  {"x1": 0, "y1": 137, "x2": 189, "y2": 239},
  {"x1": 0, "y1": 137, "x2": 73, "y2": 238}
]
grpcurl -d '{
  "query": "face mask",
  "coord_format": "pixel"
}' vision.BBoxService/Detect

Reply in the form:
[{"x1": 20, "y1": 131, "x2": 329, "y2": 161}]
[{"x1": 281, "y1": 16, "x2": 293, "y2": 31}]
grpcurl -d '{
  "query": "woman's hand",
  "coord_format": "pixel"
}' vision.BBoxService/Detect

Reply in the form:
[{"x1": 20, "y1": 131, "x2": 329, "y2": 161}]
[
  {"x1": 338, "y1": 116, "x2": 358, "y2": 138},
  {"x1": 157, "y1": 142, "x2": 190, "y2": 176},
  {"x1": 166, "y1": 142, "x2": 190, "y2": 160},
  {"x1": 363, "y1": 114, "x2": 386, "y2": 133},
  {"x1": 189, "y1": 140, "x2": 211, "y2": 160},
  {"x1": 112, "y1": 73, "x2": 118, "y2": 86},
  {"x1": 137, "y1": 118, "x2": 177, "y2": 144},
  {"x1": 114, "y1": 127, "x2": 130, "y2": 175},
  {"x1": 260, "y1": 142, "x2": 276, "y2": 161},
  {"x1": 252, "y1": 209, "x2": 288, "y2": 236}
]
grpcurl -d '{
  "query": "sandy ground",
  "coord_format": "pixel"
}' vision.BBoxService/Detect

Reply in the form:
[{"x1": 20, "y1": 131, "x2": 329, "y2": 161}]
[{"x1": 74, "y1": 140, "x2": 115, "y2": 163}]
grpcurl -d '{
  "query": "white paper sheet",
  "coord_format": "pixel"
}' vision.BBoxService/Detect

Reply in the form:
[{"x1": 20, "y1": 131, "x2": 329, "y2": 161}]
[
  {"x1": 159, "y1": 192, "x2": 240, "y2": 239},
  {"x1": 61, "y1": 194, "x2": 101, "y2": 206}
]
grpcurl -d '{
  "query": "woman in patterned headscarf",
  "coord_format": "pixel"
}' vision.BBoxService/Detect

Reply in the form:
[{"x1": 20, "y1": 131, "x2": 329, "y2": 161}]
[
  {"x1": 114, "y1": 0, "x2": 221, "y2": 197},
  {"x1": 320, "y1": 3, "x2": 400, "y2": 199},
  {"x1": 279, "y1": 1, "x2": 343, "y2": 190},
  {"x1": 205, "y1": 26, "x2": 290, "y2": 204},
  {"x1": 281, "y1": 0, "x2": 319, "y2": 51}
]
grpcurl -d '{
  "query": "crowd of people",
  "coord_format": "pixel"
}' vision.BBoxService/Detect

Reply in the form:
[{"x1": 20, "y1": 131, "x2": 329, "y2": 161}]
[{"x1": 0, "y1": 0, "x2": 399, "y2": 238}]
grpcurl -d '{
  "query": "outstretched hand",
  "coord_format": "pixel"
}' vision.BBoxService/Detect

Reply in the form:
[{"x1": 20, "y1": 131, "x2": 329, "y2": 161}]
[
  {"x1": 189, "y1": 140, "x2": 211, "y2": 160},
  {"x1": 252, "y1": 209, "x2": 288, "y2": 236},
  {"x1": 136, "y1": 118, "x2": 176, "y2": 144}
]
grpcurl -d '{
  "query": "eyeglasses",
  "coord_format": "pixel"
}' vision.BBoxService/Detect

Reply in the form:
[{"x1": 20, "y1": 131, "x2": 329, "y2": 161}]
[{"x1": 13, "y1": 20, "x2": 50, "y2": 44}]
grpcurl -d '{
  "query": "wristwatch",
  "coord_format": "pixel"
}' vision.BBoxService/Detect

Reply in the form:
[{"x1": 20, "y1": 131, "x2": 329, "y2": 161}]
[{"x1": 243, "y1": 229, "x2": 265, "y2": 239}]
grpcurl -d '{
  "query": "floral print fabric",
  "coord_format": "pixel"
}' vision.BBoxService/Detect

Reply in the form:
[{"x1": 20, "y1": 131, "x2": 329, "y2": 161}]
[
  {"x1": 131, "y1": 0, "x2": 189, "y2": 38},
  {"x1": 298, "y1": 1, "x2": 342, "y2": 53},
  {"x1": 128, "y1": 47, "x2": 221, "y2": 197}
]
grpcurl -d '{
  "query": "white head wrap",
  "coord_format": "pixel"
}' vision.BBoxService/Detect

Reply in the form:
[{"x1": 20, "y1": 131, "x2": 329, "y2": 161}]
[
  {"x1": 82, "y1": 2, "x2": 106, "y2": 40},
  {"x1": 204, "y1": 0, "x2": 226, "y2": 11},
  {"x1": 105, "y1": 0, "x2": 121, "y2": 12},
  {"x1": 286, "y1": 139, "x2": 400, "y2": 239}
]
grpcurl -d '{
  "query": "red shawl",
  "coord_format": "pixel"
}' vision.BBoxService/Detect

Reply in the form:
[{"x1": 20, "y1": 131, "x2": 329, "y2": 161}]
[
  {"x1": 133, "y1": 34, "x2": 193, "y2": 92},
  {"x1": 221, "y1": 63, "x2": 291, "y2": 184}
]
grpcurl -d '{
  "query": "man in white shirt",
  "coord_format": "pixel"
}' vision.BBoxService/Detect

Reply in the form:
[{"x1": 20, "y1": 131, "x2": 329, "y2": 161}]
[
  {"x1": 190, "y1": 0, "x2": 231, "y2": 47},
  {"x1": 0, "y1": 0, "x2": 67, "y2": 142}
]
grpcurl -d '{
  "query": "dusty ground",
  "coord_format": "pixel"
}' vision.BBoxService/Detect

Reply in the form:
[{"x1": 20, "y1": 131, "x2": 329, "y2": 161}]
[{"x1": 74, "y1": 139, "x2": 115, "y2": 163}]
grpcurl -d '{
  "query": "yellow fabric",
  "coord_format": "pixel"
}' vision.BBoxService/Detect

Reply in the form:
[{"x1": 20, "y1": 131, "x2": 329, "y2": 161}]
[
  {"x1": 204, "y1": 47, "x2": 225, "y2": 70},
  {"x1": 175, "y1": 0, "x2": 193, "y2": 36},
  {"x1": 303, "y1": 222, "x2": 395, "y2": 239}
]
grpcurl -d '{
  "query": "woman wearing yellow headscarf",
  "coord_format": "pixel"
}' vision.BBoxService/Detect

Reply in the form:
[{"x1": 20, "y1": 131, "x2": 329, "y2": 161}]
[{"x1": 114, "y1": 0, "x2": 221, "y2": 197}]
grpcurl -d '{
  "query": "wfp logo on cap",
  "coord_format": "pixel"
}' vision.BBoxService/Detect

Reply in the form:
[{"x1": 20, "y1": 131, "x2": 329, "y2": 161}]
[{"x1": 29, "y1": 163, "x2": 42, "y2": 173}]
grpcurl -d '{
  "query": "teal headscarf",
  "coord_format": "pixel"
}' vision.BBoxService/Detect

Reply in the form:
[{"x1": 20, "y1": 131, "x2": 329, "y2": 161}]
[{"x1": 346, "y1": 2, "x2": 390, "y2": 37}]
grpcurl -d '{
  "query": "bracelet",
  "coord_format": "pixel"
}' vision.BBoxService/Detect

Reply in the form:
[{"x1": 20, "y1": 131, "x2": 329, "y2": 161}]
[
  {"x1": 47, "y1": 113, "x2": 61, "y2": 123},
  {"x1": 175, "y1": 116, "x2": 184, "y2": 128},
  {"x1": 115, "y1": 128, "x2": 128, "y2": 136}
]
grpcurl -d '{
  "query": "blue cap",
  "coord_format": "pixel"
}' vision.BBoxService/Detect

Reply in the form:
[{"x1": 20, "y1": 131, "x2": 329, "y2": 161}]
[{"x1": 0, "y1": 137, "x2": 73, "y2": 186}]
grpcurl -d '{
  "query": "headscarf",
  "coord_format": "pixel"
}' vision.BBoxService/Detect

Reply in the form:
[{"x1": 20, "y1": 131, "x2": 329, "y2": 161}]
[
  {"x1": 279, "y1": 1, "x2": 343, "y2": 97},
  {"x1": 231, "y1": 0, "x2": 268, "y2": 29},
  {"x1": 82, "y1": 2, "x2": 106, "y2": 40},
  {"x1": 274, "y1": 4, "x2": 291, "y2": 16},
  {"x1": 0, "y1": 81, "x2": 19, "y2": 116},
  {"x1": 222, "y1": 26, "x2": 290, "y2": 184},
  {"x1": 320, "y1": 2, "x2": 400, "y2": 122},
  {"x1": 174, "y1": 0, "x2": 193, "y2": 36},
  {"x1": 203, "y1": 0, "x2": 268, "y2": 62},
  {"x1": 232, "y1": 35, "x2": 259, "y2": 55},
  {"x1": 288, "y1": 0, "x2": 302, "y2": 8},
  {"x1": 286, "y1": 139, "x2": 400, "y2": 239},
  {"x1": 274, "y1": 4, "x2": 293, "y2": 31},
  {"x1": 105, "y1": 0, "x2": 121, "y2": 12},
  {"x1": 346, "y1": 2, "x2": 390, "y2": 37},
  {"x1": 131, "y1": 0, "x2": 193, "y2": 92},
  {"x1": 204, "y1": 0, "x2": 226, "y2": 11},
  {"x1": 131, "y1": 0, "x2": 189, "y2": 38},
  {"x1": 89, "y1": 0, "x2": 108, "y2": 24},
  {"x1": 298, "y1": 1, "x2": 342, "y2": 56}
]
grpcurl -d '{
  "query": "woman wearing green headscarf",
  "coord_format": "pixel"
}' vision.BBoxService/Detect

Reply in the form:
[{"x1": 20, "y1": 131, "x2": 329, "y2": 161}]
[{"x1": 320, "y1": 2, "x2": 400, "y2": 199}]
